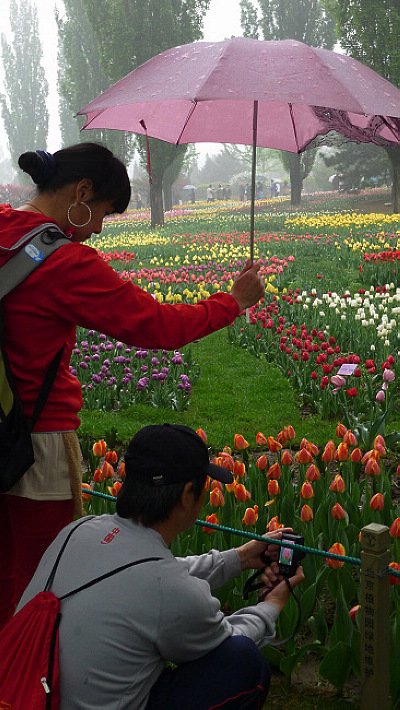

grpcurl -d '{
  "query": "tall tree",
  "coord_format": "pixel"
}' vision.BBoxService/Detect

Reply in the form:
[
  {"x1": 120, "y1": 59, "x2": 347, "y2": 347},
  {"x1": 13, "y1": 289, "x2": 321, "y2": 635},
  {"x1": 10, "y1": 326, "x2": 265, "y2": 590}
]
[
  {"x1": 240, "y1": 0, "x2": 337, "y2": 204},
  {"x1": 325, "y1": 0, "x2": 400, "y2": 211},
  {"x1": 0, "y1": 0, "x2": 49, "y2": 183},
  {"x1": 56, "y1": 0, "x2": 132, "y2": 161},
  {"x1": 81, "y1": 0, "x2": 211, "y2": 226}
]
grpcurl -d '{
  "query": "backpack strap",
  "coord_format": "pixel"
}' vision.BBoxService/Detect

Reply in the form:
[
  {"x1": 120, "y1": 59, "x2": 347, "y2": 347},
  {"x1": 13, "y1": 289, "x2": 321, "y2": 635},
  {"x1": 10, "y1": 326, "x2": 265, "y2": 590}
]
[
  {"x1": 0, "y1": 224, "x2": 70, "y2": 299},
  {"x1": 44, "y1": 516, "x2": 161, "y2": 599}
]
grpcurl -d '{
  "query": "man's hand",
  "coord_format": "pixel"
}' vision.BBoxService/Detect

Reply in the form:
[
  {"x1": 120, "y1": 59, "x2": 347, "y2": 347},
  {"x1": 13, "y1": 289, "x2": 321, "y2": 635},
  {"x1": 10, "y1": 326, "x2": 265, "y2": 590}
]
[
  {"x1": 230, "y1": 259, "x2": 265, "y2": 311},
  {"x1": 259, "y1": 562, "x2": 305, "y2": 613},
  {"x1": 236, "y1": 528, "x2": 293, "y2": 571}
]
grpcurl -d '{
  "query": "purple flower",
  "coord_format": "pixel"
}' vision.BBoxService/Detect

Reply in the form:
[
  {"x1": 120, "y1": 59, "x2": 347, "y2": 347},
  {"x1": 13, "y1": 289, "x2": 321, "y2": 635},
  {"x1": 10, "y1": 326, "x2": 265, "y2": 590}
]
[
  {"x1": 79, "y1": 362, "x2": 89, "y2": 369},
  {"x1": 91, "y1": 354, "x2": 100, "y2": 362},
  {"x1": 91, "y1": 374, "x2": 102, "y2": 384},
  {"x1": 140, "y1": 365, "x2": 148, "y2": 372},
  {"x1": 136, "y1": 377, "x2": 149, "y2": 391},
  {"x1": 171, "y1": 352, "x2": 184, "y2": 365}
]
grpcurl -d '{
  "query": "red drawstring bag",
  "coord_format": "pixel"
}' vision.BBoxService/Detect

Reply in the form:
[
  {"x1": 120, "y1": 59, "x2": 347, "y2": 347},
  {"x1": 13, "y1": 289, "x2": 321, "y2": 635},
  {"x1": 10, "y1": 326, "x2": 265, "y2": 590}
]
[{"x1": 0, "y1": 591, "x2": 61, "y2": 709}]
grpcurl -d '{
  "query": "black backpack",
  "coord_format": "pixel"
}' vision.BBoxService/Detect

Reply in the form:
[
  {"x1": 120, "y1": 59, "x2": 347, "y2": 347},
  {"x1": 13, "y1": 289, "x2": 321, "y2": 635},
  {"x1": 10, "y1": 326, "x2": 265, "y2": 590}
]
[{"x1": 0, "y1": 224, "x2": 70, "y2": 492}]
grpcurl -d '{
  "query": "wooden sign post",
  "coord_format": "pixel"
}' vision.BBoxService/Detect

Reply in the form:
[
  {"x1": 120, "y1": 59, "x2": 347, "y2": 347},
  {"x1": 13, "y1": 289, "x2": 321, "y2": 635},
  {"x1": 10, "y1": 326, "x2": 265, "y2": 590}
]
[{"x1": 360, "y1": 523, "x2": 391, "y2": 710}]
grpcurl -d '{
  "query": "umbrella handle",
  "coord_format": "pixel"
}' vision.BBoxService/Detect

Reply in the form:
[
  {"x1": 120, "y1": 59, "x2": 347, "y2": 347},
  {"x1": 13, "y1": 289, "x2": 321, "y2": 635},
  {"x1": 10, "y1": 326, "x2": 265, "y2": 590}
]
[{"x1": 249, "y1": 100, "x2": 258, "y2": 263}]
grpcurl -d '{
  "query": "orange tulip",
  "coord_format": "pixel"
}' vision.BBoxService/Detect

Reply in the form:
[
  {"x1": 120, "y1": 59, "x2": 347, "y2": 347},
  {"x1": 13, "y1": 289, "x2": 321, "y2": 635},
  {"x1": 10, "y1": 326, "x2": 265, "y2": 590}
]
[
  {"x1": 281, "y1": 449, "x2": 293, "y2": 466},
  {"x1": 373, "y1": 434, "x2": 385, "y2": 449},
  {"x1": 196, "y1": 428, "x2": 207, "y2": 443},
  {"x1": 331, "y1": 503, "x2": 346, "y2": 520},
  {"x1": 256, "y1": 432, "x2": 267, "y2": 446},
  {"x1": 109, "y1": 481, "x2": 122, "y2": 497},
  {"x1": 220, "y1": 453, "x2": 234, "y2": 471},
  {"x1": 212, "y1": 456, "x2": 224, "y2": 467},
  {"x1": 225, "y1": 477, "x2": 237, "y2": 494},
  {"x1": 210, "y1": 487, "x2": 225, "y2": 508},
  {"x1": 118, "y1": 462, "x2": 126, "y2": 478},
  {"x1": 350, "y1": 447, "x2": 362, "y2": 463},
  {"x1": 234, "y1": 483, "x2": 251, "y2": 502},
  {"x1": 211, "y1": 479, "x2": 223, "y2": 491},
  {"x1": 374, "y1": 442, "x2": 386, "y2": 457},
  {"x1": 267, "y1": 480, "x2": 280, "y2": 496},
  {"x1": 93, "y1": 467, "x2": 105, "y2": 483},
  {"x1": 234, "y1": 434, "x2": 249, "y2": 450},
  {"x1": 321, "y1": 440, "x2": 336, "y2": 462},
  {"x1": 343, "y1": 430, "x2": 357, "y2": 447},
  {"x1": 335, "y1": 442, "x2": 349, "y2": 462},
  {"x1": 205, "y1": 476, "x2": 211, "y2": 491},
  {"x1": 223, "y1": 446, "x2": 232, "y2": 455},
  {"x1": 267, "y1": 462, "x2": 281, "y2": 480},
  {"x1": 203, "y1": 513, "x2": 219, "y2": 534},
  {"x1": 233, "y1": 460, "x2": 246, "y2": 478},
  {"x1": 276, "y1": 430, "x2": 288, "y2": 446},
  {"x1": 365, "y1": 457, "x2": 381, "y2": 476},
  {"x1": 370, "y1": 493, "x2": 384, "y2": 511},
  {"x1": 349, "y1": 605, "x2": 360, "y2": 622},
  {"x1": 93, "y1": 439, "x2": 106, "y2": 457},
  {"x1": 389, "y1": 562, "x2": 400, "y2": 586},
  {"x1": 105, "y1": 450, "x2": 118, "y2": 464},
  {"x1": 300, "y1": 482, "x2": 314, "y2": 499},
  {"x1": 301, "y1": 504, "x2": 313, "y2": 522},
  {"x1": 267, "y1": 436, "x2": 282, "y2": 453},
  {"x1": 81, "y1": 483, "x2": 93, "y2": 501},
  {"x1": 295, "y1": 448, "x2": 313, "y2": 465},
  {"x1": 242, "y1": 505, "x2": 259, "y2": 526},
  {"x1": 285, "y1": 425, "x2": 296, "y2": 441},
  {"x1": 256, "y1": 455, "x2": 268, "y2": 470},
  {"x1": 330, "y1": 474, "x2": 345, "y2": 493},
  {"x1": 306, "y1": 464, "x2": 320, "y2": 482},
  {"x1": 306, "y1": 441, "x2": 319, "y2": 457},
  {"x1": 102, "y1": 461, "x2": 114, "y2": 479},
  {"x1": 326, "y1": 542, "x2": 346, "y2": 568},
  {"x1": 336, "y1": 422, "x2": 347, "y2": 438},
  {"x1": 267, "y1": 516, "x2": 283, "y2": 532},
  {"x1": 389, "y1": 517, "x2": 400, "y2": 538}
]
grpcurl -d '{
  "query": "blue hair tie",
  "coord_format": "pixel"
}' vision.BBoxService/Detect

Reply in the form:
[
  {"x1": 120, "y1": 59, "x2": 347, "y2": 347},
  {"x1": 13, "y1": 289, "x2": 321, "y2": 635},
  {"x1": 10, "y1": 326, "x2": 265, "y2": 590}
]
[{"x1": 36, "y1": 150, "x2": 57, "y2": 182}]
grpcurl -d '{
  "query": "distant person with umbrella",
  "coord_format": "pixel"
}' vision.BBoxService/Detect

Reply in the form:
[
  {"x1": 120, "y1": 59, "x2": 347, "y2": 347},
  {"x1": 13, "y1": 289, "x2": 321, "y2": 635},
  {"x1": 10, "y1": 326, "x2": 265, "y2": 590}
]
[
  {"x1": 0, "y1": 142, "x2": 265, "y2": 628},
  {"x1": 207, "y1": 184, "x2": 214, "y2": 202}
]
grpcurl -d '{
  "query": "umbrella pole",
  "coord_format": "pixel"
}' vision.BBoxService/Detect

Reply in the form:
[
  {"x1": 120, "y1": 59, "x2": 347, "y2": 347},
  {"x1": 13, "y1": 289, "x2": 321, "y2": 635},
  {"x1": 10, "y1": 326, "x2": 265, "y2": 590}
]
[{"x1": 250, "y1": 100, "x2": 258, "y2": 263}]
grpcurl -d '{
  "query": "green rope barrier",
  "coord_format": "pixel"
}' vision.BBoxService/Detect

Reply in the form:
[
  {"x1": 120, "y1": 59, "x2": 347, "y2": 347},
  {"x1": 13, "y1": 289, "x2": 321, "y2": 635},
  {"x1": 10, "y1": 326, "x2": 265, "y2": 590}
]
[{"x1": 82, "y1": 487, "x2": 400, "y2": 578}]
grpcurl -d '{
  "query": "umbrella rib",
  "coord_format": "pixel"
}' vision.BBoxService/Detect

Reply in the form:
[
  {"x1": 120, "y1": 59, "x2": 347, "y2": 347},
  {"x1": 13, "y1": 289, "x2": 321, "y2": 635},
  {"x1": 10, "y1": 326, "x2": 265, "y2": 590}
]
[
  {"x1": 176, "y1": 101, "x2": 197, "y2": 145},
  {"x1": 288, "y1": 103, "x2": 300, "y2": 152}
]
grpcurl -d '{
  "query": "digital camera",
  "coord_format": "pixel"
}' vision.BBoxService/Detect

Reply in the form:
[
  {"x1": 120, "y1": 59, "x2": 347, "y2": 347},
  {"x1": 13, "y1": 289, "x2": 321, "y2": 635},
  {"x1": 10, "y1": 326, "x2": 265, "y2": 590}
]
[{"x1": 278, "y1": 533, "x2": 306, "y2": 577}]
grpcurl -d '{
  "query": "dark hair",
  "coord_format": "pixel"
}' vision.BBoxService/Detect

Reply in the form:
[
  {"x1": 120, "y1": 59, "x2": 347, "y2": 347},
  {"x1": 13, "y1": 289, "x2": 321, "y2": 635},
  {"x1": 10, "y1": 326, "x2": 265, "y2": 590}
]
[
  {"x1": 116, "y1": 474, "x2": 207, "y2": 526},
  {"x1": 18, "y1": 142, "x2": 131, "y2": 213}
]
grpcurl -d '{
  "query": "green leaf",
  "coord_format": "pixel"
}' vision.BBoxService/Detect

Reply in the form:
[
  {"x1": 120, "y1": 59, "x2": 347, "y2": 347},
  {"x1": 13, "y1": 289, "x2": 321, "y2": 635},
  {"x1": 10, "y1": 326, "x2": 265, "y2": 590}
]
[
  {"x1": 319, "y1": 642, "x2": 352, "y2": 689},
  {"x1": 299, "y1": 581, "x2": 318, "y2": 627},
  {"x1": 350, "y1": 628, "x2": 361, "y2": 678},
  {"x1": 329, "y1": 587, "x2": 353, "y2": 648},
  {"x1": 309, "y1": 607, "x2": 329, "y2": 646},
  {"x1": 280, "y1": 641, "x2": 325, "y2": 678},
  {"x1": 261, "y1": 645, "x2": 283, "y2": 669}
]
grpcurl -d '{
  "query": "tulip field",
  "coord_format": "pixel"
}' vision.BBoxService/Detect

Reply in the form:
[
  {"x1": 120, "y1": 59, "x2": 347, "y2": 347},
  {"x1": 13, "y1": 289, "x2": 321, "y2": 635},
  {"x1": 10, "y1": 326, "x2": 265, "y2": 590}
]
[{"x1": 79, "y1": 190, "x2": 399, "y2": 705}]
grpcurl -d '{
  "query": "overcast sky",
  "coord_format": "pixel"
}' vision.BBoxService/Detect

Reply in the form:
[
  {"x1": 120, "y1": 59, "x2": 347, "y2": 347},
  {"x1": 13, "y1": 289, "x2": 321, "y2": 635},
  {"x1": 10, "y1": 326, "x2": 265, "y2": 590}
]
[{"x1": 0, "y1": 0, "x2": 243, "y2": 161}]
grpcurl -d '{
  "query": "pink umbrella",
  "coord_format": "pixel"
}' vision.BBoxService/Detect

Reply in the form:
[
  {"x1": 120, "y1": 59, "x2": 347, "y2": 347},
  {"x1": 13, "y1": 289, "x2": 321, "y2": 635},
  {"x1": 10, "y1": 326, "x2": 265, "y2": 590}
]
[{"x1": 78, "y1": 37, "x2": 400, "y2": 255}]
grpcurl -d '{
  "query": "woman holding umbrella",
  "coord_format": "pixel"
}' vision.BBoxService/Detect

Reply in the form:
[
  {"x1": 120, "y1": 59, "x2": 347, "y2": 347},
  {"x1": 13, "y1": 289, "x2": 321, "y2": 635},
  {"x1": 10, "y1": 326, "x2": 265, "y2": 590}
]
[{"x1": 0, "y1": 142, "x2": 264, "y2": 628}]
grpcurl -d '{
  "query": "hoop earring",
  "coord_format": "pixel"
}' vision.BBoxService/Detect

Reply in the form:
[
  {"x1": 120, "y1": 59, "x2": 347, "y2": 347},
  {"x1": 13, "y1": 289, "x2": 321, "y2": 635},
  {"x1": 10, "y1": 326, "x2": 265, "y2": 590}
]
[{"x1": 67, "y1": 201, "x2": 92, "y2": 228}]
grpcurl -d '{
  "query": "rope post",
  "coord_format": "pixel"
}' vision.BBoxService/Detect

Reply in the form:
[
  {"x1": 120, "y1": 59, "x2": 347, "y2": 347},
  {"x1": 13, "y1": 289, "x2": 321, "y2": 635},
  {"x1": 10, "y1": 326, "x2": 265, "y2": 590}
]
[{"x1": 360, "y1": 523, "x2": 391, "y2": 710}]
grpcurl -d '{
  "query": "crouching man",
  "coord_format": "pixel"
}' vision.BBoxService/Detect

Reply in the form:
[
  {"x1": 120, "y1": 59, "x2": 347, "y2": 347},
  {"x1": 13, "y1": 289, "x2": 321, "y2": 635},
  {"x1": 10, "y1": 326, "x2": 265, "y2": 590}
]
[{"x1": 17, "y1": 423, "x2": 304, "y2": 709}]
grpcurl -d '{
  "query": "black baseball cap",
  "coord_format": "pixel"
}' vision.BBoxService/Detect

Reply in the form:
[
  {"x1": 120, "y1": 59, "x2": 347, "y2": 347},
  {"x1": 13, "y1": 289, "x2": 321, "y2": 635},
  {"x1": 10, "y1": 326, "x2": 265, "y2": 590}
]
[{"x1": 120, "y1": 423, "x2": 233, "y2": 488}]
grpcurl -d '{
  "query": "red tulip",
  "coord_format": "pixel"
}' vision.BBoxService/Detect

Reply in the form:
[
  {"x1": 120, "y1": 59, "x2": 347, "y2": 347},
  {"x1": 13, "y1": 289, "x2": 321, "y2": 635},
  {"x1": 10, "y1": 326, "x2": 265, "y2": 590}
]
[
  {"x1": 196, "y1": 428, "x2": 207, "y2": 443},
  {"x1": 267, "y1": 516, "x2": 283, "y2": 532},
  {"x1": 331, "y1": 503, "x2": 346, "y2": 520},
  {"x1": 350, "y1": 447, "x2": 362, "y2": 463},
  {"x1": 326, "y1": 542, "x2": 346, "y2": 568},
  {"x1": 336, "y1": 422, "x2": 347, "y2": 438},
  {"x1": 93, "y1": 439, "x2": 107, "y2": 457},
  {"x1": 321, "y1": 440, "x2": 336, "y2": 462},
  {"x1": 267, "y1": 462, "x2": 281, "y2": 480},
  {"x1": 370, "y1": 493, "x2": 384, "y2": 511},
  {"x1": 234, "y1": 483, "x2": 251, "y2": 502},
  {"x1": 365, "y1": 457, "x2": 381, "y2": 476},
  {"x1": 346, "y1": 388, "x2": 358, "y2": 397},
  {"x1": 300, "y1": 482, "x2": 314, "y2": 499},
  {"x1": 295, "y1": 448, "x2": 313, "y2": 465},
  {"x1": 102, "y1": 461, "x2": 114, "y2": 479},
  {"x1": 109, "y1": 481, "x2": 122, "y2": 497},
  {"x1": 242, "y1": 505, "x2": 259, "y2": 526},
  {"x1": 306, "y1": 464, "x2": 320, "y2": 482},
  {"x1": 349, "y1": 605, "x2": 360, "y2": 622},
  {"x1": 267, "y1": 480, "x2": 280, "y2": 496},
  {"x1": 335, "y1": 442, "x2": 349, "y2": 462},
  {"x1": 281, "y1": 449, "x2": 293, "y2": 466},
  {"x1": 210, "y1": 487, "x2": 225, "y2": 508},
  {"x1": 389, "y1": 518, "x2": 400, "y2": 538},
  {"x1": 285, "y1": 425, "x2": 296, "y2": 441},
  {"x1": 301, "y1": 504, "x2": 313, "y2": 522},
  {"x1": 256, "y1": 432, "x2": 267, "y2": 446},
  {"x1": 267, "y1": 436, "x2": 282, "y2": 453},
  {"x1": 330, "y1": 474, "x2": 345, "y2": 493},
  {"x1": 234, "y1": 434, "x2": 249, "y2": 450},
  {"x1": 389, "y1": 562, "x2": 400, "y2": 586},
  {"x1": 233, "y1": 461, "x2": 246, "y2": 478},
  {"x1": 93, "y1": 467, "x2": 105, "y2": 483},
  {"x1": 203, "y1": 513, "x2": 219, "y2": 534},
  {"x1": 343, "y1": 430, "x2": 357, "y2": 447},
  {"x1": 81, "y1": 483, "x2": 93, "y2": 501},
  {"x1": 256, "y1": 455, "x2": 268, "y2": 470},
  {"x1": 105, "y1": 450, "x2": 118, "y2": 464},
  {"x1": 225, "y1": 477, "x2": 237, "y2": 494}
]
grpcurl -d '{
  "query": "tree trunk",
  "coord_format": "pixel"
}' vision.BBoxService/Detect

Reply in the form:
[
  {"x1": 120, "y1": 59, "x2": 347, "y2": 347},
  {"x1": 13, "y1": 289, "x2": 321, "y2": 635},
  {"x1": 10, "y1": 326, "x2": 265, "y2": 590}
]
[
  {"x1": 290, "y1": 153, "x2": 303, "y2": 206},
  {"x1": 163, "y1": 179, "x2": 173, "y2": 212},
  {"x1": 150, "y1": 171, "x2": 164, "y2": 228},
  {"x1": 385, "y1": 146, "x2": 400, "y2": 214}
]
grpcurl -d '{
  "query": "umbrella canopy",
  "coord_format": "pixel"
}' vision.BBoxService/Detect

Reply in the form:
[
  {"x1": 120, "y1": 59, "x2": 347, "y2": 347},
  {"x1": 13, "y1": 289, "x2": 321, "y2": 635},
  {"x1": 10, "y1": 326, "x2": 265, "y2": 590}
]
[
  {"x1": 182, "y1": 184, "x2": 196, "y2": 190},
  {"x1": 78, "y1": 37, "x2": 400, "y2": 152},
  {"x1": 78, "y1": 38, "x2": 400, "y2": 256}
]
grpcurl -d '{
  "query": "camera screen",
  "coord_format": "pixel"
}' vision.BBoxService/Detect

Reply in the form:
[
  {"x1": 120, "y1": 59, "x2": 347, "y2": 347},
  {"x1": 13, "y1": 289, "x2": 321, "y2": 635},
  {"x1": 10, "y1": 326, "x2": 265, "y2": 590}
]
[{"x1": 279, "y1": 542, "x2": 294, "y2": 566}]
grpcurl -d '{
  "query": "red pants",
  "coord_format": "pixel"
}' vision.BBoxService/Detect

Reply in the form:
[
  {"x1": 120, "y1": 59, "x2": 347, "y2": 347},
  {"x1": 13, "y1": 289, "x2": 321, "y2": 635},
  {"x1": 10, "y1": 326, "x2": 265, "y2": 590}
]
[{"x1": 0, "y1": 495, "x2": 74, "y2": 628}]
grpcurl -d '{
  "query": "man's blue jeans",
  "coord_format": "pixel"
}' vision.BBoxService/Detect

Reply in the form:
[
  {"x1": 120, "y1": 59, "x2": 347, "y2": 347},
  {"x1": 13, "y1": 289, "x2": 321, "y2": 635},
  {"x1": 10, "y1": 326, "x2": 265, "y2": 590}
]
[{"x1": 146, "y1": 635, "x2": 271, "y2": 709}]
